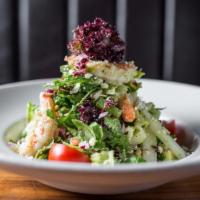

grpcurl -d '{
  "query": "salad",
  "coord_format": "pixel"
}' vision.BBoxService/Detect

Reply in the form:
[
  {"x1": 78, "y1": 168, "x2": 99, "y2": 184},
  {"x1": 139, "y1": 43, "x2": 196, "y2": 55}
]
[{"x1": 11, "y1": 18, "x2": 188, "y2": 164}]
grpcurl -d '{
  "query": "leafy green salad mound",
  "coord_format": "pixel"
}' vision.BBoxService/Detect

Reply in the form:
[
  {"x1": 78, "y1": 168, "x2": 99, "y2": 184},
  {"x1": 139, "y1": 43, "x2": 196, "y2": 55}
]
[
  {"x1": 13, "y1": 18, "x2": 188, "y2": 165},
  {"x1": 23, "y1": 63, "x2": 187, "y2": 164}
]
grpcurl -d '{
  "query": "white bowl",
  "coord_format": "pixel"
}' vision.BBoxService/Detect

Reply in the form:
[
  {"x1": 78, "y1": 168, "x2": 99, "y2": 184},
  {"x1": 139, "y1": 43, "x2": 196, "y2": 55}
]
[{"x1": 0, "y1": 79, "x2": 200, "y2": 194}]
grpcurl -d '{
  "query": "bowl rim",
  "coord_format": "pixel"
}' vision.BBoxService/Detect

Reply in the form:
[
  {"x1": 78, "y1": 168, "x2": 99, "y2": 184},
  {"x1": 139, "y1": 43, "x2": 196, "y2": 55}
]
[
  {"x1": 0, "y1": 78, "x2": 200, "y2": 174},
  {"x1": 0, "y1": 152, "x2": 200, "y2": 173}
]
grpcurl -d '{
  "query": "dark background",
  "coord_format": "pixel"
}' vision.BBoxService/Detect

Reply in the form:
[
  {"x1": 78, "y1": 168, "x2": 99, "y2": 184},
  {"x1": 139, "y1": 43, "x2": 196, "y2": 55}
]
[{"x1": 0, "y1": 0, "x2": 200, "y2": 85}]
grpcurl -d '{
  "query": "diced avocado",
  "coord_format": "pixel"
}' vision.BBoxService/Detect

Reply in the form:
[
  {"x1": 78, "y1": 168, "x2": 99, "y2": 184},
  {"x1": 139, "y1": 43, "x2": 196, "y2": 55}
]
[
  {"x1": 96, "y1": 97, "x2": 105, "y2": 109},
  {"x1": 164, "y1": 150, "x2": 175, "y2": 161},
  {"x1": 107, "y1": 106, "x2": 122, "y2": 118}
]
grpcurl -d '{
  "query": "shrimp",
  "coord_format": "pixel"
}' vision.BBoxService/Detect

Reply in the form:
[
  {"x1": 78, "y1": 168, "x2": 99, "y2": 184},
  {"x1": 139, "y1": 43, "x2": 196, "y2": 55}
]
[
  {"x1": 18, "y1": 92, "x2": 58, "y2": 156},
  {"x1": 39, "y1": 91, "x2": 55, "y2": 114},
  {"x1": 120, "y1": 95, "x2": 136, "y2": 122}
]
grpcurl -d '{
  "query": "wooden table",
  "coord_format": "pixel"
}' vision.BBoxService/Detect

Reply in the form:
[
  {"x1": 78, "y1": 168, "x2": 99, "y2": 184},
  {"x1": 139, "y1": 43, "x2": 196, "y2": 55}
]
[{"x1": 0, "y1": 170, "x2": 200, "y2": 200}]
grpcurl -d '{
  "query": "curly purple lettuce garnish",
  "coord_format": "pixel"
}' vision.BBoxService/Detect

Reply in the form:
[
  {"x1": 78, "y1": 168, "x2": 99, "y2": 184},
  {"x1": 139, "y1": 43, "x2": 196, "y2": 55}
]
[{"x1": 68, "y1": 18, "x2": 125, "y2": 63}]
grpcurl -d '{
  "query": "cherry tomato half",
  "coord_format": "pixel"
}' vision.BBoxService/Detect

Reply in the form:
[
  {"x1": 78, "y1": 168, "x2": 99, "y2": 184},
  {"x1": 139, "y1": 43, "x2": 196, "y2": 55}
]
[
  {"x1": 48, "y1": 143, "x2": 90, "y2": 163},
  {"x1": 162, "y1": 120, "x2": 176, "y2": 134}
]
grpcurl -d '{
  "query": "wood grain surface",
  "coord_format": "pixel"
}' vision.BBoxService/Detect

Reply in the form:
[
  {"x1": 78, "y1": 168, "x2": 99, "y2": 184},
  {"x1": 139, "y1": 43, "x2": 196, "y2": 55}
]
[{"x1": 0, "y1": 170, "x2": 200, "y2": 200}]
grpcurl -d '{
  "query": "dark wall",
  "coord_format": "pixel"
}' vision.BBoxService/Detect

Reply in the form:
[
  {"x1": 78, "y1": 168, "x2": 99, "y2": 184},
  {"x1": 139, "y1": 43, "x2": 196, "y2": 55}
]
[
  {"x1": 173, "y1": 0, "x2": 200, "y2": 85},
  {"x1": 0, "y1": 0, "x2": 17, "y2": 83},
  {"x1": 0, "y1": 0, "x2": 200, "y2": 85}
]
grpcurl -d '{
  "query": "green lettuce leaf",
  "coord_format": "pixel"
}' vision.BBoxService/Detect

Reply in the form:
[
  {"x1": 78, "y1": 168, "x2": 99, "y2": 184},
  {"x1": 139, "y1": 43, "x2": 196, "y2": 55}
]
[
  {"x1": 26, "y1": 102, "x2": 38, "y2": 122},
  {"x1": 104, "y1": 117, "x2": 122, "y2": 134},
  {"x1": 89, "y1": 122, "x2": 104, "y2": 147},
  {"x1": 72, "y1": 119, "x2": 96, "y2": 141}
]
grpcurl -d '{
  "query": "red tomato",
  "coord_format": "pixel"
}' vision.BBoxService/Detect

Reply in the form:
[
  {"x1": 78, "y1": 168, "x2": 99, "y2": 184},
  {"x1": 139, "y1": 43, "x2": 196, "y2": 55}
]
[
  {"x1": 162, "y1": 120, "x2": 176, "y2": 134},
  {"x1": 48, "y1": 143, "x2": 90, "y2": 163}
]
